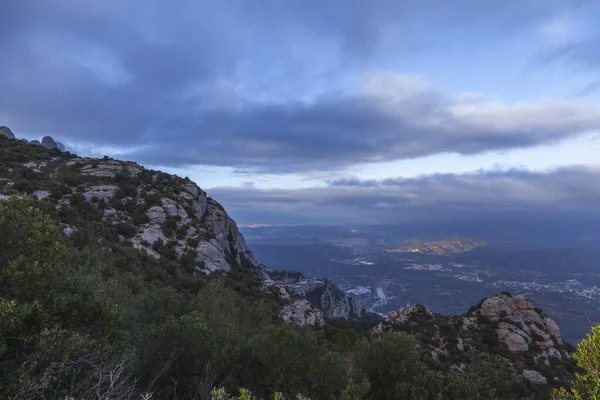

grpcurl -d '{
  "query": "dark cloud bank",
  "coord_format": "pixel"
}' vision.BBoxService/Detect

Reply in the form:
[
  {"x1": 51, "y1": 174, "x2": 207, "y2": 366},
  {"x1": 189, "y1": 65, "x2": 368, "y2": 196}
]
[
  {"x1": 2, "y1": 1, "x2": 599, "y2": 226},
  {"x1": 1, "y1": 0, "x2": 598, "y2": 174},
  {"x1": 209, "y1": 166, "x2": 600, "y2": 225}
]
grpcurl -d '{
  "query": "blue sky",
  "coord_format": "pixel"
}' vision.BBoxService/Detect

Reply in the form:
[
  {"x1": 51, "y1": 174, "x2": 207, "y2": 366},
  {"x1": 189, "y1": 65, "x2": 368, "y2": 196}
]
[{"x1": 2, "y1": 0, "x2": 600, "y2": 223}]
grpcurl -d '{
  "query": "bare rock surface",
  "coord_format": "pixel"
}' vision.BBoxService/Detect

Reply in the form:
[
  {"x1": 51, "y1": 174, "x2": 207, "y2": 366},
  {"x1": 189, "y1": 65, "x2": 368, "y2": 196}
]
[{"x1": 280, "y1": 299, "x2": 325, "y2": 327}]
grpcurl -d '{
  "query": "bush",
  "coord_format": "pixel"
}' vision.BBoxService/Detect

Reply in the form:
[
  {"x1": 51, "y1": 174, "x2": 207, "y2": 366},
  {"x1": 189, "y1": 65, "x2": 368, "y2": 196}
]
[{"x1": 114, "y1": 222, "x2": 137, "y2": 238}]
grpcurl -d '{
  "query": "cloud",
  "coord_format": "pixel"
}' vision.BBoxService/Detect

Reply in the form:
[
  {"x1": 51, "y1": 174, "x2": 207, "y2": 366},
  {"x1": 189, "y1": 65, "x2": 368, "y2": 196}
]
[
  {"x1": 1, "y1": 0, "x2": 598, "y2": 173},
  {"x1": 537, "y1": 3, "x2": 600, "y2": 73},
  {"x1": 545, "y1": 37, "x2": 600, "y2": 71},
  {"x1": 209, "y1": 166, "x2": 600, "y2": 223}
]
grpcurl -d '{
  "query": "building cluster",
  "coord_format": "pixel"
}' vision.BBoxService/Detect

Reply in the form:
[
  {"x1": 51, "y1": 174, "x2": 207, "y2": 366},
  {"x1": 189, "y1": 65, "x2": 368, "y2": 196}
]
[{"x1": 404, "y1": 263, "x2": 450, "y2": 272}]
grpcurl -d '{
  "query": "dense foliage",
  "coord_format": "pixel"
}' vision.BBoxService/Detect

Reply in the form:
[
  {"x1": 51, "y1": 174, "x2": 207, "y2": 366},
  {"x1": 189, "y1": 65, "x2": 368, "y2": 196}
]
[{"x1": 553, "y1": 325, "x2": 600, "y2": 399}]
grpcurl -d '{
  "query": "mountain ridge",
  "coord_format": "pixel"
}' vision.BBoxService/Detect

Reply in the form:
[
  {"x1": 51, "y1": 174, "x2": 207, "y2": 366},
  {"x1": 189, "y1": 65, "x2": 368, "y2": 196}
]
[
  {"x1": 0, "y1": 128, "x2": 586, "y2": 399},
  {"x1": 0, "y1": 130, "x2": 363, "y2": 325}
]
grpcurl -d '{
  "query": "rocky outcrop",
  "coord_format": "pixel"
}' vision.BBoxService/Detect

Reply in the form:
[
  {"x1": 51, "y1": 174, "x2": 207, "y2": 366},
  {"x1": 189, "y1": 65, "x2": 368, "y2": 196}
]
[
  {"x1": 202, "y1": 198, "x2": 258, "y2": 268},
  {"x1": 41, "y1": 136, "x2": 58, "y2": 149},
  {"x1": 1, "y1": 145, "x2": 255, "y2": 274},
  {"x1": 280, "y1": 299, "x2": 325, "y2": 327},
  {"x1": 0, "y1": 126, "x2": 15, "y2": 139},
  {"x1": 476, "y1": 294, "x2": 564, "y2": 355},
  {"x1": 146, "y1": 206, "x2": 167, "y2": 224},
  {"x1": 29, "y1": 140, "x2": 40, "y2": 145},
  {"x1": 195, "y1": 239, "x2": 233, "y2": 272},
  {"x1": 375, "y1": 293, "x2": 574, "y2": 386},
  {"x1": 544, "y1": 317, "x2": 563, "y2": 345},
  {"x1": 497, "y1": 327, "x2": 529, "y2": 352},
  {"x1": 81, "y1": 160, "x2": 142, "y2": 178},
  {"x1": 523, "y1": 369, "x2": 547, "y2": 385},
  {"x1": 305, "y1": 282, "x2": 364, "y2": 321},
  {"x1": 83, "y1": 185, "x2": 118, "y2": 202},
  {"x1": 162, "y1": 198, "x2": 189, "y2": 221},
  {"x1": 56, "y1": 141, "x2": 66, "y2": 151},
  {"x1": 379, "y1": 304, "x2": 433, "y2": 329}
]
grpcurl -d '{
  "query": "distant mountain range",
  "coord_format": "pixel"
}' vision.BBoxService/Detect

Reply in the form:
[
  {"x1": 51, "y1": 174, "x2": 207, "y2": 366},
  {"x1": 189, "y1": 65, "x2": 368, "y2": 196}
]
[{"x1": 0, "y1": 125, "x2": 65, "y2": 150}]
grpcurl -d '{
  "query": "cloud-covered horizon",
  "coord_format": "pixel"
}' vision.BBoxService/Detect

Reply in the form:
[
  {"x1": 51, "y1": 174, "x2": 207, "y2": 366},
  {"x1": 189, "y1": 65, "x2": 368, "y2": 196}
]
[
  {"x1": 2, "y1": 0, "x2": 600, "y2": 174},
  {"x1": 208, "y1": 166, "x2": 600, "y2": 224}
]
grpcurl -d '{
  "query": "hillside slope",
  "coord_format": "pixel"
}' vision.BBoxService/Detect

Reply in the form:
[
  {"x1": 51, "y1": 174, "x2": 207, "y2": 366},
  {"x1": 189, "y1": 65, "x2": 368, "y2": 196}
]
[
  {"x1": 0, "y1": 135, "x2": 255, "y2": 274},
  {"x1": 0, "y1": 133, "x2": 363, "y2": 326}
]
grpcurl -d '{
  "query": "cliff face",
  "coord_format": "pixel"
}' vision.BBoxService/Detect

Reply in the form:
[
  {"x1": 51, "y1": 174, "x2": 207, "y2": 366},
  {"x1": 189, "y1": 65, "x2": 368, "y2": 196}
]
[
  {"x1": 375, "y1": 294, "x2": 575, "y2": 386},
  {"x1": 305, "y1": 282, "x2": 364, "y2": 320},
  {"x1": 280, "y1": 299, "x2": 325, "y2": 327}
]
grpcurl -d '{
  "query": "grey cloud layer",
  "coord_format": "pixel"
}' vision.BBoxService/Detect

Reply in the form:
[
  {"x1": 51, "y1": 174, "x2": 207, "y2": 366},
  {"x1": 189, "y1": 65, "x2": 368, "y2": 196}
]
[
  {"x1": 209, "y1": 167, "x2": 600, "y2": 223},
  {"x1": 1, "y1": 0, "x2": 595, "y2": 172}
]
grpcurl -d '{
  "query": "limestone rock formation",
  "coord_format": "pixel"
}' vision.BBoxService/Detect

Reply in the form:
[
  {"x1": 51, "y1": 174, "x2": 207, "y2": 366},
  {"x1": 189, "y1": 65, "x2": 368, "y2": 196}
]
[
  {"x1": 29, "y1": 140, "x2": 40, "y2": 145},
  {"x1": 41, "y1": 136, "x2": 58, "y2": 149},
  {"x1": 386, "y1": 304, "x2": 433, "y2": 325},
  {"x1": 1, "y1": 145, "x2": 256, "y2": 274},
  {"x1": 280, "y1": 299, "x2": 325, "y2": 327},
  {"x1": 146, "y1": 206, "x2": 167, "y2": 224},
  {"x1": 0, "y1": 126, "x2": 15, "y2": 139},
  {"x1": 83, "y1": 185, "x2": 118, "y2": 202},
  {"x1": 523, "y1": 369, "x2": 547, "y2": 385},
  {"x1": 375, "y1": 293, "x2": 574, "y2": 387},
  {"x1": 81, "y1": 159, "x2": 142, "y2": 178},
  {"x1": 202, "y1": 198, "x2": 258, "y2": 267},
  {"x1": 195, "y1": 239, "x2": 233, "y2": 272},
  {"x1": 304, "y1": 282, "x2": 364, "y2": 321}
]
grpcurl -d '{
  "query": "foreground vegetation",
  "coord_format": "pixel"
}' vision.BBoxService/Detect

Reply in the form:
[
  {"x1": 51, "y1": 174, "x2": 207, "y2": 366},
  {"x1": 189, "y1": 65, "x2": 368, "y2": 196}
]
[{"x1": 0, "y1": 197, "x2": 558, "y2": 400}]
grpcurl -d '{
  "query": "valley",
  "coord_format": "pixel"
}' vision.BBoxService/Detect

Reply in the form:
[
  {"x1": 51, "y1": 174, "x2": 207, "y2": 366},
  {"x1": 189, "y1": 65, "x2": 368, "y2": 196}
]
[{"x1": 244, "y1": 225, "x2": 600, "y2": 343}]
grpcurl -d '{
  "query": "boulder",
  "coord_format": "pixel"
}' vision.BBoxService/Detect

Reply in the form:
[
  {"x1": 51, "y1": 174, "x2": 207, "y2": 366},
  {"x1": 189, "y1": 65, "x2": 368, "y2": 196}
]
[
  {"x1": 162, "y1": 198, "x2": 189, "y2": 220},
  {"x1": 0, "y1": 126, "x2": 15, "y2": 139},
  {"x1": 41, "y1": 136, "x2": 58, "y2": 149},
  {"x1": 543, "y1": 317, "x2": 563, "y2": 343},
  {"x1": 480, "y1": 294, "x2": 517, "y2": 320},
  {"x1": 146, "y1": 206, "x2": 167, "y2": 224},
  {"x1": 522, "y1": 369, "x2": 547, "y2": 385},
  {"x1": 32, "y1": 190, "x2": 50, "y2": 200},
  {"x1": 138, "y1": 226, "x2": 166, "y2": 246},
  {"x1": 497, "y1": 329, "x2": 529, "y2": 352}
]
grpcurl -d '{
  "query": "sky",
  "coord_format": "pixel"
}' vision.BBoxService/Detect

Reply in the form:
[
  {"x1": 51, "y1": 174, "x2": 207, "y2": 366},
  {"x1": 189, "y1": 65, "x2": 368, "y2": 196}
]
[{"x1": 2, "y1": 0, "x2": 600, "y2": 224}]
